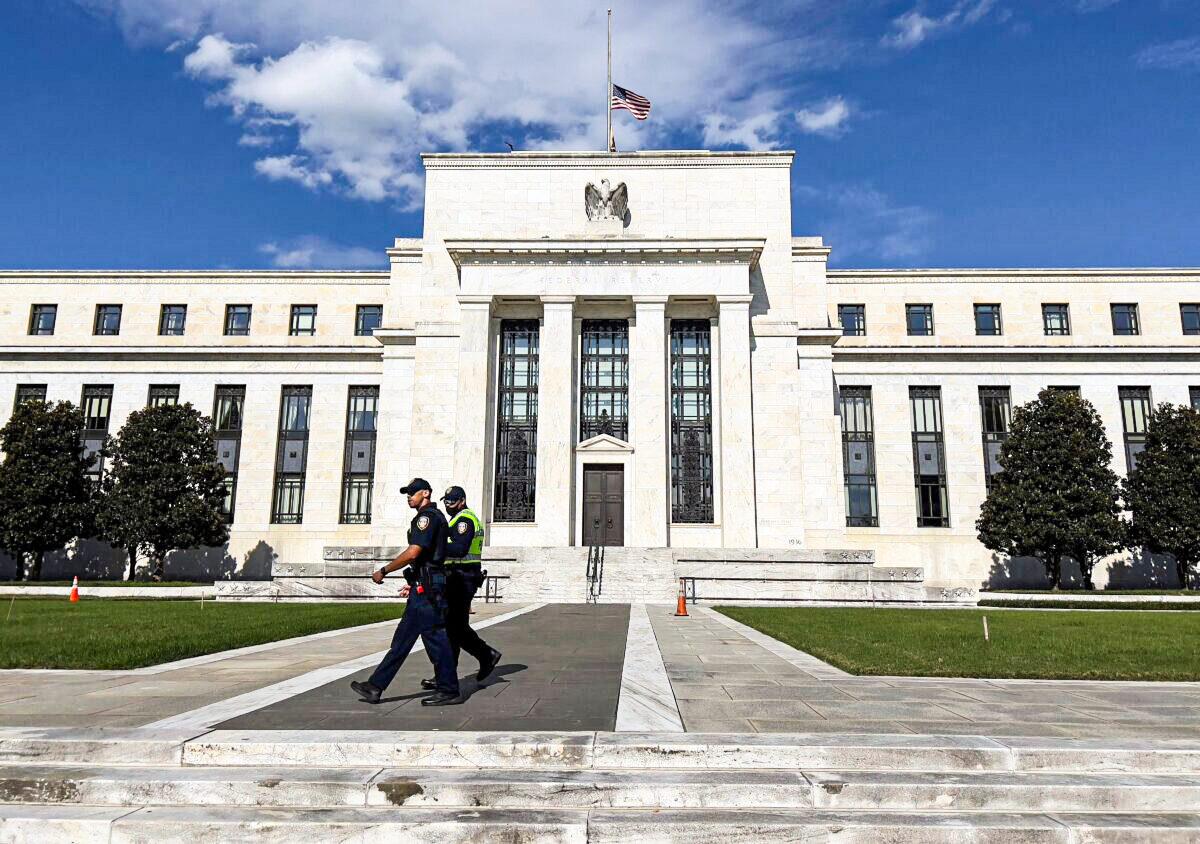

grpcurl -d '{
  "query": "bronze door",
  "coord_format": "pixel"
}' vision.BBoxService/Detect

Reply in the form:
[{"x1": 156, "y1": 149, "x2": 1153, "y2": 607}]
[{"x1": 582, "y1": 464, "x2": 624, "y2": 546}]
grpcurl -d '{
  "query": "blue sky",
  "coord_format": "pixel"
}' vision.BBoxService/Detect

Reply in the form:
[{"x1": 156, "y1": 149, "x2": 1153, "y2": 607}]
[{"x1": 2, "y1": 0, "x2": 1198, "y2": 270}]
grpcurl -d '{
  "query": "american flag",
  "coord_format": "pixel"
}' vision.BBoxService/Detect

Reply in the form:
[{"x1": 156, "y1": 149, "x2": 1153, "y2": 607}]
[{"x1": 610, "y1": 84, "x2": 651, "y2": 120}]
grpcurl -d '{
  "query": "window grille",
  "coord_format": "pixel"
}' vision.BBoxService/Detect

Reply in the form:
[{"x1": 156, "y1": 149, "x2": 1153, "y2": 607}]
[
  {"x1": 906, "y1": 304, "x2": 934, "y2": 336},
  {"x1": 1181, "y1": 304, "x2": 1200, "y2": 336},
  {"x1": 14, "y1": 384, "x2": 47, "y2": 406},
  {"x1": 838, "y1": 304, "x2": 866, "y2": 336},
  {"x1": 579, "y1": 319, "x2": 629, "y2": 441},
  {"x1": 1191, "y1": 387, "x2": 1200, "y2": 412},
  {"x1": 213, "y1": 386, "x2": 245, "y2": 523},
  {"x1": 80, "y1": 385, "x2": 113, "y2": 482},
  {"x1": 978, "y1": 386, "x2": 1011, "y2": 490},
  {"x1": 355, "y1": 305, "x2": 383, "y2": 336},
  {"x1": 1111, "y1": 303, "x2": 1140, "y2": 336},
  {"x1": 93, "y1": 305, "x2": 121, "y2": 336},
  {"x1": 493, "y1": 320, "x2": 539, "y2": 522},
  {"x1": 670, "y1": 320, "x2": 714, "y2": 523},
  {"x1": 1119, "y1": 386, "x2": 1152, "y2": 473},
  {"x1": 159, "y1": 305, "x2": 187, "y2": 336},
  {"x1": 839, "y1": 386, "x2": 878, "y2": 527},
  {"x1": 1042, "y1": 304, "x2": 1071, "y2": 336},
  {"x1": 340, "y1": 386, "x2": 379, "y2": 524},
  {"x1": 28, "y1": 305, "x2": 56, "y2": 336},
  {"x1": 224, "y1": 305, "x2": 252, "y2": 336},
  {"x1": 974, "y1": 304, "x2": 1002, "y2": 336},
  {"x1": 271, "y1": 386, "x2": 312, "y2": 523},
  {"x1": 147, "y1": 385, "x2": 179, "y2": 407},
  {"x1": 290, "y1": 305, "x2": 317, "y2": 336},
  {"x1": 910, "y1": 386, "x2": 949, "y2": 527}
]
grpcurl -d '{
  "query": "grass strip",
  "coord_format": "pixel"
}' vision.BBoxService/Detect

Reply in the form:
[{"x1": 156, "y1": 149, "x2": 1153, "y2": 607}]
[
  {"x1": 0, "y1": 599, "x2": 404, "y2": 670},
  {"x1": 979, "y1": 599, "x2": 1200, "y2": 611},
  {"x1": 717, "y1": 605, "x2": 1200, "y2": 681}
]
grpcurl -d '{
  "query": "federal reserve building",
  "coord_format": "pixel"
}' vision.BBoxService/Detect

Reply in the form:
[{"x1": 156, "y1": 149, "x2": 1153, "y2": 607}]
[{"x1": 4, "y1": 150, "x2": 1198, "y2": 601}]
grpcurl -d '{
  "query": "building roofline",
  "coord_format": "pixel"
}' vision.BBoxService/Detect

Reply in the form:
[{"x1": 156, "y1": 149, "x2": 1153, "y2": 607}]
[
  {"x1": 0, "y1": 270, "x2": 390, "y2": 279},
  {"x1": 422, "y1": 150, "x2": 794, "y2": 160},
  {"x1": 828, "y1": 267, "x2": 1200, "y2": 279}
]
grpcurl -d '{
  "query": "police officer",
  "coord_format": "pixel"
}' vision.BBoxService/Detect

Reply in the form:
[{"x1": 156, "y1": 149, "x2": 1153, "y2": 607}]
[
  {"x1": 421, "y1": 486, "x2": 501, "y2": 691},
  {"x1": 350, "y1": 478, "x2": 461, "y2": 706}
]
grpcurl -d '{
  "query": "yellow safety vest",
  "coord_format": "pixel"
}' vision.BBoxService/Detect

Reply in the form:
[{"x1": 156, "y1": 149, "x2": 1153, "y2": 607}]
[{"x1": 447, "y1": 508, "x2": 484, "y2": 563}]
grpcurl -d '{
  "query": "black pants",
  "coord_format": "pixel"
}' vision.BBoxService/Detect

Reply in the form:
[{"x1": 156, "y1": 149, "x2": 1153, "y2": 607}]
[
  {"x1": 445, "y1": 566, "x2": 493, "y2": 666},
  {"x1": 368, "y1": 588, "x2": 459, "y2": 695}
]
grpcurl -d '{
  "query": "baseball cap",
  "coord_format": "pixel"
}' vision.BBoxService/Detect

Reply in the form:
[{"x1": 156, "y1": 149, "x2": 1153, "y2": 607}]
[
  {"x1": 400, "y1": 477, "x2": 432, "y2": 495},
  {"x1": 441, "y1": 485, "x2": 466, "y2": 502}
]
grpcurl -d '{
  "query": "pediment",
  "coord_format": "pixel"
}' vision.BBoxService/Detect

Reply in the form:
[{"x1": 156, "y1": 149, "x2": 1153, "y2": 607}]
[{"x1": 576, "y1": 434, "x2": 633, "y2": 453}]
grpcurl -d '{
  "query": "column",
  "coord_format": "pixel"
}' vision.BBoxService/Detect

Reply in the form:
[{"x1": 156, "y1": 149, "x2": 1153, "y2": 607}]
[
  {"x1": 535, "y1": 296, "x2": 575, "y2": 546},
  {"x1": 717, "y1": 295, "x2": 758, "y2": 546},
  {"x1": 629, "y1": 296, "x2": 669, "y2": 547},
  {"x1": 372, "y1": 329, "x2": 416, "y2": 545},
  {"x1": 452, "y1": 296, "x2": 493, "y2": 514}
]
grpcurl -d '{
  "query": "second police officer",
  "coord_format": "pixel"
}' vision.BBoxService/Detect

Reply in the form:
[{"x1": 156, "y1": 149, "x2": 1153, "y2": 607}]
[{"x1": 421, "y1": 485, "x2": 502, "y2": 691}]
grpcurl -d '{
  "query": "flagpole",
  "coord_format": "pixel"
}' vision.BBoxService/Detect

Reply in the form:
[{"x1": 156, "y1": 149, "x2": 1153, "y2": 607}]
[{"x1": 606, "y1": 8, "x2": 612, "y2": 153}]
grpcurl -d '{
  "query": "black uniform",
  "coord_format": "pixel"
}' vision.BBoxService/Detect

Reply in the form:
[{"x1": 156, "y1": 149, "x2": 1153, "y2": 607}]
[{"x1": 366, "y1": 505, "x2": 459, "y2": 695}]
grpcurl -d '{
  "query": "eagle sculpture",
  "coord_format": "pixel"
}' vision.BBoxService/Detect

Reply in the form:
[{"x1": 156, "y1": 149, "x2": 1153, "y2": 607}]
[{"x1": 584, "y1": 179, "x2": 628, "y2": 222}]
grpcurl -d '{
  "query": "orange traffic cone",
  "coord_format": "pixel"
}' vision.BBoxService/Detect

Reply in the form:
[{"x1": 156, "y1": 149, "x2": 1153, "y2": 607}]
[
  {"x1": 69, "y1": 576, "x2": 79, "y2": 603},
  {"x1": 674, "y1": 578, "x2": 689, "y2": 617}
]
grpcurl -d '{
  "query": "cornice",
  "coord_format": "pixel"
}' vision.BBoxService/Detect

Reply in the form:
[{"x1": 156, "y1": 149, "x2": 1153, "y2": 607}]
[
  {"x1": 0, "y1": 270, "x2": 389, "y2": 280},
  {"x1": 422, "y1": 150, "x2": 794, "y2": 169},
  {"x1": 827, "y1": 268, "x2": 1200, "y2": 282},
  {"x1": 832, "y1": 345, "x2": 1200, "y2": 361},
  {"x1": 445, "y1": 237, "x2": 765, "y2": 270},
  {"x1": 0, "y1": 345, "x2": 383, "y2": 361}
]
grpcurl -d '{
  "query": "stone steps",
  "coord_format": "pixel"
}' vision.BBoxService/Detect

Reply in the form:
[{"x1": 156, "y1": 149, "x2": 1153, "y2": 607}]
[
  {"x1": 2, "y1": 764, "x2": 1200, "y2": 813},
  {"x1": 3, "y1": 804, "x2": 1199, "y2": 842},
  {"x1": 6, "y1": 729, "x2": 1200, "y2": 774}
]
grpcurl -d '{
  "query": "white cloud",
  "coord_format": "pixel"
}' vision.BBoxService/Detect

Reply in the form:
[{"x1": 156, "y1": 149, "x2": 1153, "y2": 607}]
[
  {"x1": 82, "y1": 1, "x2": 847, "y2": 205},
  {"x1": 1074, "y1": 0, "x2": 1120, "y2": 12},
  {"x1": 794, "y1": 96, "x2": 852, "y2": 137},
  {"x1": 882, "y1": 0, "x2": 997, "y2": 50},
  {"x1": 258, "y1": 235, "x2": 385, "y2": 269},
  {"x1": 1136, "y1": 37, "x2": 1200, "y2": 71},
  {"x1": 798, "y1": 184, "x2": 934, "y2": 262}
]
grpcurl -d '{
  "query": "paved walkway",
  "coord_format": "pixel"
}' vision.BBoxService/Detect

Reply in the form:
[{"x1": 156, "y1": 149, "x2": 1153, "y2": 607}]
[{"x1": 2, "y1": 602, "x2": 1199, "y2": 738}]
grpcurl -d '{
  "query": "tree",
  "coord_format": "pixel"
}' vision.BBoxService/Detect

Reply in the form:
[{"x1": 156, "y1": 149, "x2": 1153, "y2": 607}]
[
  {"x1": 977, "y1": 389, "x2": 1125, "y2": 590},
  {"x1": 97, "y1": 403, "x2": 229, "y2": 581},
  {"x1": 1123, "y1": 403, "x2": 1200, "y2": 590},
  {"x1": 0, "y1": 400, "x2": 94, "y2": 580}
]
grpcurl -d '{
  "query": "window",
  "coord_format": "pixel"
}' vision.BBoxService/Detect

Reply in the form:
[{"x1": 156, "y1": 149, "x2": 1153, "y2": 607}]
[
  {"x1": 838, "y1": 304, "x2": 866, "y2": 337},
  {"x1": 979, "y1": 387, "x2": 1012, "y2": 491},
  {"x1": 910, "y1": 387, "x2": 949, "y2": 527},
  {"x1": 224, "y1": 305, "x2": 252, "y2": 336},
  {"x1": 974, "y1": 304, "x2": 1002, "y2": 336},
  {"x1": 1191, "y1": 387, "x2": 1200, "y2": 411},
  {"x1": 147, "y1": 385, "x2": 179, "y2": 407},
  {"x1": 1181, "y1": 304, "x2": 1200, "y2": 336},
  {"x1": 28, "y1": 305, "x2": 56, "y2": 336},
  {"x1": 1119, "y1": 387, "x2": 1151, "y2": 473},
  {"x1": 14, "y1": 384, "x2": 47, "y2": 406},
  {"x1": 1042, "y1": 304, "x2": 1071, "y2": 336},
  {"x1": 839, "y1": 386, "x2": 878, "y2": 527},
  {"x1": 493, "y1": 320, "x2": 539, "y2": 522},
  {"x1": 213, "y1": 386, "x2": 245, "y2": 522},
  {"x1": 670, "y1": 320, "x2": 715, "y2": 523},
  {"x1": 580, "y1": 319, "x2": 629, "y2": 441},
  {"x1": 341, "y1": 386, "x2": 380, "y2": 524},
  {"x1": 271, "y1": 386, "x2": 312, "y2": 524},
  {"x1": 1111, "y1": 303, "x2": 1140, "y2": 336},
  {"x1": 906, "y1": 304, "x2": 934, "y2": 336},
  {"x1": 80, "y1": 385, "x2": 113, "y2": 482},
  {"x1": 158, "y1": 304, "x2": 187, "y2": 336},
  {"x1": 289, "y1": 305, "x2": 317, "y2": 336},
  {"x1": 355, "y1": 305, "x2": 383, "y2": 336},
  {"x1": 93, "y1": 305, "x2": 122, "y2": 336}
]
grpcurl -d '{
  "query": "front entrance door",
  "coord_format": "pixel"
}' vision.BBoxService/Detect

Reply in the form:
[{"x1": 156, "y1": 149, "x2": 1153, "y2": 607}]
[{"x1": 582, "y1": 464, "x2": 624, "y2": 546}]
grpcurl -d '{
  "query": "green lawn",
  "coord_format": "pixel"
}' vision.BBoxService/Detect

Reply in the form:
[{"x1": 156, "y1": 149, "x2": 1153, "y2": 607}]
[
  {"x1": 0, "y1": 600, "x2": 404, "y2": 669},
  {"x1": 1, "y1": 581, "x2": 209, "y2": 588},
  {"x1": 718, "y1": 606, "x2": 1200, "y2": 681},
  {"x1": 979, "y1": 599, "x2": 1200, "y2": 611}
]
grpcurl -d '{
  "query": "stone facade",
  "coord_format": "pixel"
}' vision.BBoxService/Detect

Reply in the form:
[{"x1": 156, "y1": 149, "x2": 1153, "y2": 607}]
[{"x1": 1, "y1": 150, "x2": 1198, "y2": 589}]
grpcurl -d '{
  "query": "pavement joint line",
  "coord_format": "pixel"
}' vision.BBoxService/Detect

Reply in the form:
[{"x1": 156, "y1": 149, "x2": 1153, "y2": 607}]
[
  {"x1": 141, "y1": 602, "x2": 548, "y2": 730},
  {"x1": 615, "y1": 604, "x2": 684, "y2": 732},
  {"x1": 696, "y1": 606, "x2": 852, "y2": 680}
]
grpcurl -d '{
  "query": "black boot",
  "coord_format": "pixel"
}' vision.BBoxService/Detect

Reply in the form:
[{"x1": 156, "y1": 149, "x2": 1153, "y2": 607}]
[
  {"x1": 477, "y1": 648, "x2": 502, "y2": 682},
  {"x1": 420, "y1": 678, "x2": 437, "y2": 691},
  {"x1": 350, "y1": 680, "x2": 382, "y2": 704}
]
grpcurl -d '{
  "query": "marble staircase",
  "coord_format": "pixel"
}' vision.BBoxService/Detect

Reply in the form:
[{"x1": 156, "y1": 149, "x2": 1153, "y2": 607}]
[
  {"x1": 216, "y1": 547, "x2": 977, "y2": 605},
  {"x1": 1, "y1": 728, "x2": 1198, "y2": 840}
]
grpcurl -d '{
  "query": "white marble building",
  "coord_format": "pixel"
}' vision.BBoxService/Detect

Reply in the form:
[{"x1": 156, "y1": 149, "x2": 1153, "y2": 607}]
[{"x1": 2, "y1": 150, "x2": 1198, "y2": 591}]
